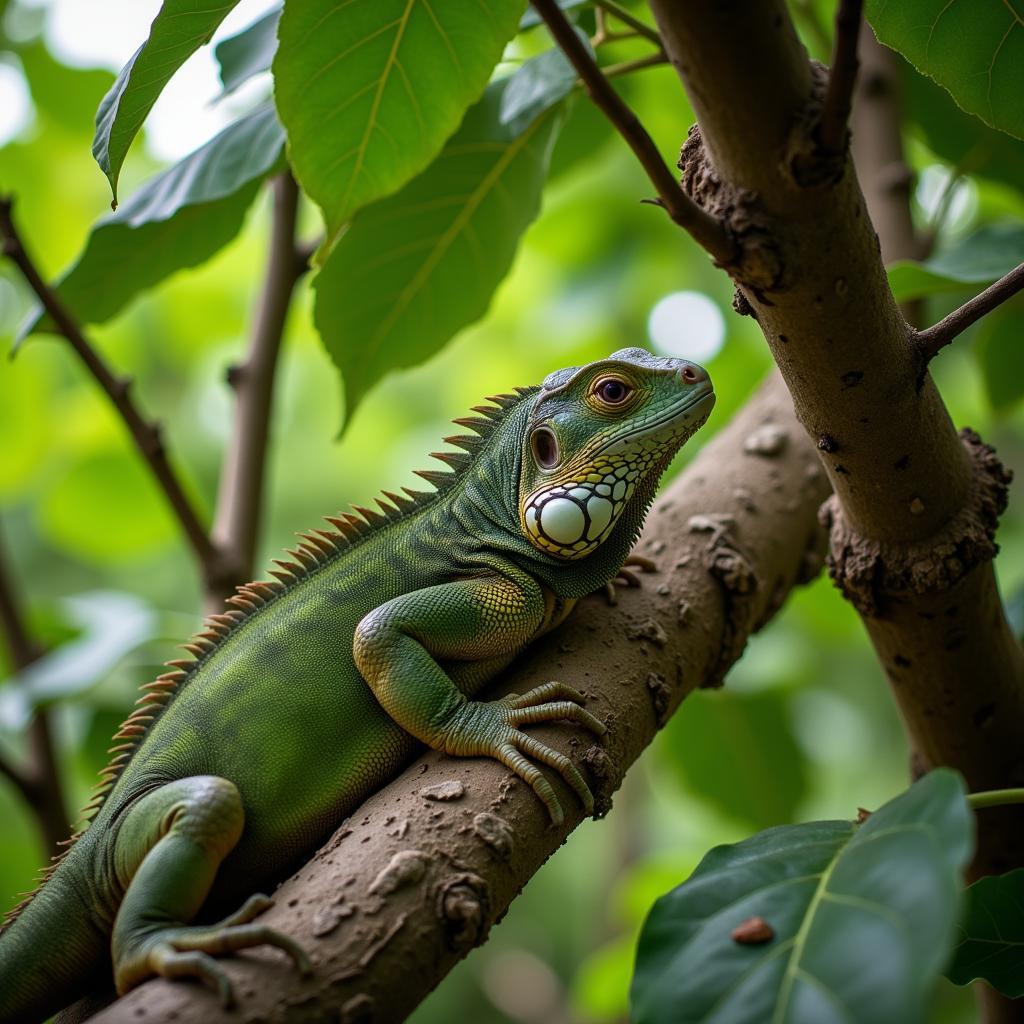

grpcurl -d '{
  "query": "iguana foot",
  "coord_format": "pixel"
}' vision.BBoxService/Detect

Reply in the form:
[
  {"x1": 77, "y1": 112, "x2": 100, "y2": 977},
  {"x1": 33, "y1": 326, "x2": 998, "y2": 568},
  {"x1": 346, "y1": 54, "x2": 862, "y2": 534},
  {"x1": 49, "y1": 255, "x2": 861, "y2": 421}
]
[
  {"x1": 444, "y1": 683, "x2": 605, "y2": 825},
  {"x1": 116, "y1": 895, "x2": 312, "y2": 1006},
  {"x1": 603, "y1": 554, "x2": 659, "y2": 605}
]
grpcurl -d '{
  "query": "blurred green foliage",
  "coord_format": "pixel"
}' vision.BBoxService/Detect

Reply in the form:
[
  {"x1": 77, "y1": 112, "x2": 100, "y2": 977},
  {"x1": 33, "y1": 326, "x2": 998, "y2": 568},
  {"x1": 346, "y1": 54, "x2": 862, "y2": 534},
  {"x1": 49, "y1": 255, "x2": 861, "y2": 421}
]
[{"x1": 0, "y1": 1, "x2": 1021, "y2": 1022}]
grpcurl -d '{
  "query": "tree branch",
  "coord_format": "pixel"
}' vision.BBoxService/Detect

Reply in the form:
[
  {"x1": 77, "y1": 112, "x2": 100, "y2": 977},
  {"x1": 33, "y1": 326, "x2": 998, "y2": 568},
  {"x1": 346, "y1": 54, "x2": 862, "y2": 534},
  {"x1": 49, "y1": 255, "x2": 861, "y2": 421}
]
[
  {"x1": 913, "y1": 263, "x2": 1024, "y2": 362},
  {"x1": 530, "y1": 0, "x2": 736, "y2": 266},
  {"x1": 0, "y1": 520, "x2": 70, "y2": 852},
  {"x1": 817, "y1": 0, "x2": 864, "y2": 155},
  {"x1": 90, "y1": 371, "x2": 832, "y2": 1024},
  {"x1": 207, "y1": 174, "x2": 304, "y2": 610},
  {"x1": 646, "y1": 0, "x2": 1024, "y2": 882},
  {"x1": 0, "y1": 197, "x2": 220, "y2": 588},
  {"x1": 593, "y1": 0, "x2": 663, "y2": 46}
]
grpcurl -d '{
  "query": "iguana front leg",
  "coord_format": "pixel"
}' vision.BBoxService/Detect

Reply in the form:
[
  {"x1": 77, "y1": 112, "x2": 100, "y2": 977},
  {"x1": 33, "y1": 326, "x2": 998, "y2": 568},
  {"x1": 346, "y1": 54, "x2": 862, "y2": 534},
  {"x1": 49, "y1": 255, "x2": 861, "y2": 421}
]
[{"x1": 354, "y1": 573, "x2": 605, "y2": 823}]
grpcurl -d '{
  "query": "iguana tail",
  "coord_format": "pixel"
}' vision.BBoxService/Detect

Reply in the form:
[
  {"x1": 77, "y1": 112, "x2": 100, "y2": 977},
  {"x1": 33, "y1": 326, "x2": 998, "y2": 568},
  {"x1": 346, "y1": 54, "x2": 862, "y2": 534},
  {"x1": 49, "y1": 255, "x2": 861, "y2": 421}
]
[{"x1": 0, "y1": 868, "x2": 109, "y2": 1024}]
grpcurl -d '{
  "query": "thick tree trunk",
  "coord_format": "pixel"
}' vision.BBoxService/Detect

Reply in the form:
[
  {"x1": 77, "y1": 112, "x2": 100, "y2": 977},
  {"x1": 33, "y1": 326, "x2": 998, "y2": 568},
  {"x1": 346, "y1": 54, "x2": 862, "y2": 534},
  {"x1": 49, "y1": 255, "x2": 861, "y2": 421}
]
[
  {"x1": 88, "y1": 371, "x2": 829, "y2": 1023},
  {"x1": 647, "y1": 0, "x2": 1024, "y2": 881}
]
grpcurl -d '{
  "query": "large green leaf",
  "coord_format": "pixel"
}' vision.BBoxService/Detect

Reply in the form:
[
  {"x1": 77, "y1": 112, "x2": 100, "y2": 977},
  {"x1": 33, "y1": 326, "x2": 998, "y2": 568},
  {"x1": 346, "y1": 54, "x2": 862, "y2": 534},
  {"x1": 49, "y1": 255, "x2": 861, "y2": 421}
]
[
  {"x1": 887, "y1": 223, "x2": 1024, "y2": 302},
  {"x1": 904, "y1": 59, "x2": 1024, "y2": 194},
  {"x1": 631, "y1": 770, "x2": 972, "y2": 1024},
  {"x1": 866, "y1": 0, "x2": 1024, "y2": 141},
  {"x1": 24, "y1": 105, "x2": 283, "y2": 337},
  {"x1": 93, "y1": 0, "x2": 241, "y2": 203},
  {"x1": 314, "y1": 48, "x2": 574, "y2": 425},
  {"x1": 975, "y1": 302, "x2": 1024, "y2": 413},
  {"x1": 947, "y1": 867, "x2": 1024, "y2": 997},
  {"x1": 274, "y1": 0, "x2": 525, "y2": 242},
  {"x1": 657, "y1": 689, "x2": 808, "y2": 831},
  {"x1": 215, "y1": 3, "x2": 280, "y2": 96}
]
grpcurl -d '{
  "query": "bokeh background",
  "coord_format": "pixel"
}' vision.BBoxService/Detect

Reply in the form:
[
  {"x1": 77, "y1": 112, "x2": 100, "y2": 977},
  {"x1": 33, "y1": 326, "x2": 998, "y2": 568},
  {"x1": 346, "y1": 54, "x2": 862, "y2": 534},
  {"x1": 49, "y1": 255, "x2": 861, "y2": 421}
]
[{"x1": 1, "y1": 1, "x2": 1022, "y2": 1020}]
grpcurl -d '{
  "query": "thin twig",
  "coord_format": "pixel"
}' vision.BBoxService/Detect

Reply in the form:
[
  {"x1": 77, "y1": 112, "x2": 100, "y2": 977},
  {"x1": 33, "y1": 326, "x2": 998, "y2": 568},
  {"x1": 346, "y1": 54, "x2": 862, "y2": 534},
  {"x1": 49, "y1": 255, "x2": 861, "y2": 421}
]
[
  {"x1": 913, "y1": 263, "x2": 1024, "y2": 362},
  {"x1": 0, "y1": 196, "x2": 221, "y2": 586},
  {"x1": 208, "y1": 174, "x2": 305, "y2": 610},
  {"x1": 817, "y1": 0, "x2": 864, "y2": 155},
  {"x1": 604, "y1": 52, "x2": 669, "y2": 80},
  {"x1": 0, "y1": 520, "x2": 70, "y2": 851},
  {"x1": 530, "y1": 0, "x2": 736, "y2": 265},
  {"x1": 594, "y1": 0, "x2": 663, "y2": 46}
]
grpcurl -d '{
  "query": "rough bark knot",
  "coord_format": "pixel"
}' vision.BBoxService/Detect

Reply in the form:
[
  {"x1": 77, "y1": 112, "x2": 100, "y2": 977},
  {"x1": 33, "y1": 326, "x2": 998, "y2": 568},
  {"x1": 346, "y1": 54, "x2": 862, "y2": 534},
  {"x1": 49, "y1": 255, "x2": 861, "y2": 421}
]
[{"x1": 820, "y1": 428, "x2": 1012, "y2": 616}]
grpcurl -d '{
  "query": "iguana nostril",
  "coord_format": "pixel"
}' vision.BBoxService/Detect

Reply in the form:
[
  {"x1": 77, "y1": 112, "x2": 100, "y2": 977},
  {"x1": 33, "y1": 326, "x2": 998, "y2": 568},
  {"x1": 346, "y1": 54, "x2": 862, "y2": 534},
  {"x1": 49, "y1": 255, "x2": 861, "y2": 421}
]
[{"x1": 680, "y1": 364, "x2": 703, "y2": 384}]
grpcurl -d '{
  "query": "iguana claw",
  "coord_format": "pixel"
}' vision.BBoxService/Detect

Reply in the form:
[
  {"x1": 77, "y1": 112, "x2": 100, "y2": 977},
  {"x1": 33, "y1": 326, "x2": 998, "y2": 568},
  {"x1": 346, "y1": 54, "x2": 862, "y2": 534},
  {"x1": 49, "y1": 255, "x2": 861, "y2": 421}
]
[
  {"x1": 451, "y1": 682, "x2": 606, "y2": 825},
  {"x1": 116, "y1": 894, "x2": 312, "y2": 1006}
]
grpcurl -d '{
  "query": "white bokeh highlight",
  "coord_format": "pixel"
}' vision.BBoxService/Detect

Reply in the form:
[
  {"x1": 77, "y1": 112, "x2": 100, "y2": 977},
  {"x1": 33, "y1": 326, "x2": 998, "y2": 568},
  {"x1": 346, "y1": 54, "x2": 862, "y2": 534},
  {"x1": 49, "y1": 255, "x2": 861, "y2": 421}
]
[
  {"x1": 647, "y1": 290, "x2": 725, "y2": 363},
  {"x1": 37, "y1": 0, "x2": 279, "y2": 162},
  {"x1": 0, "y1": 57, "x2": 34, "y2": 146}
]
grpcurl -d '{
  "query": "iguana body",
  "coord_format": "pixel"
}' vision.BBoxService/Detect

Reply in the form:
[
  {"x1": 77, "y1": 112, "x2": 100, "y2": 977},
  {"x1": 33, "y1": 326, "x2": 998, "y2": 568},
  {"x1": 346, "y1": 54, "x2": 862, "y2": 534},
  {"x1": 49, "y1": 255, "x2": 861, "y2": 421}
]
[{"x1": 0, "y1": 348, "x2": 713, "y2": 1022}]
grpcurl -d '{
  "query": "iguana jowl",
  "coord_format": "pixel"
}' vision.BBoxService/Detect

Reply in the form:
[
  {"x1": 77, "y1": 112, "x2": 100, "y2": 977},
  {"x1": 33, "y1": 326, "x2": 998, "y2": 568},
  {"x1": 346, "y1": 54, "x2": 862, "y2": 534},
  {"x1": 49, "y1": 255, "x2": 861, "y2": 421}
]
[{"x1": 0, "y1": 347, "x2": 714, "y2": 1021}]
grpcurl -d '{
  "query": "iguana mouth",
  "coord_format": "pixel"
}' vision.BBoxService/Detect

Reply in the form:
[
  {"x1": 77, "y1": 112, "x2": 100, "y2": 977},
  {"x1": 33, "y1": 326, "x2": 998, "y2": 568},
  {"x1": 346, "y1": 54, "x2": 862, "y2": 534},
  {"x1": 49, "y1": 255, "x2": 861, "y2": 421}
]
[{"x1": 600, "y1": 384, "x2": 715, "y2": 453}]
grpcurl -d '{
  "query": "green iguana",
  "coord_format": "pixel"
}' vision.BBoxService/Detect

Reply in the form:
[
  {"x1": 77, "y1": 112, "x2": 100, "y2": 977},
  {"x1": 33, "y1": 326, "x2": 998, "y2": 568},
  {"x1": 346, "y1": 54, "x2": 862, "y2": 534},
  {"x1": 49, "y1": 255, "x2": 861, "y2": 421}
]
[{"x1": 0, "y1": 347, "x2": 714, "y2": 1022}]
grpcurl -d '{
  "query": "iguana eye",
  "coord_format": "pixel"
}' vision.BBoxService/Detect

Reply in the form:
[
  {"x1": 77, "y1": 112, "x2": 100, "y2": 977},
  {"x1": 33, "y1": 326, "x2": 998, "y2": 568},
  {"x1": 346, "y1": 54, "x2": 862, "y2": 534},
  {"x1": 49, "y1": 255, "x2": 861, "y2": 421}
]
[
  {"x1": 531, "y1": 427, "x2": 560, "y2": 469},
  {"x1": 594, "y1": 377, "x2": 631, "y2": 404}
]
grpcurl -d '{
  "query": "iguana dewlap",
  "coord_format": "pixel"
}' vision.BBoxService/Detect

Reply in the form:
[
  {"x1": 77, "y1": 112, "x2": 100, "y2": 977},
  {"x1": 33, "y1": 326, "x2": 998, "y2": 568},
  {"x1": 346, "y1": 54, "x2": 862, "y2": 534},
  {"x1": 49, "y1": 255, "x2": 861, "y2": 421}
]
[{"x1": 0, "y1": 347, "x2": 713, "y2": 1021}]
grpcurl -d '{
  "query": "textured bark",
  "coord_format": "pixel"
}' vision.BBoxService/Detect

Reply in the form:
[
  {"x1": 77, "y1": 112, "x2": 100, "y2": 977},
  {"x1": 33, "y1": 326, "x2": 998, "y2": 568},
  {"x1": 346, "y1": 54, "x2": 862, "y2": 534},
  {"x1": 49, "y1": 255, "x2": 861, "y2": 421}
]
[
  {"x1": 89, "y1": 371, "x2": 829, "y2": 1024},
  {"x1": 647, "y1": 0, "x2": 1024, "y2": 877}
]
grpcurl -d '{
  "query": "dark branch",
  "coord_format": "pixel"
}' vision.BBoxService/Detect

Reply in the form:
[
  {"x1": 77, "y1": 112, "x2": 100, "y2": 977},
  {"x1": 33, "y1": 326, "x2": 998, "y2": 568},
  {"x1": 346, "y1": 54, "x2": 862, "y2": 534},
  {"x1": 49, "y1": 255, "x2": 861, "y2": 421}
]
[
  {"x1": 530, "y1": 0, "x2": 736, "y2": 266},
  {"x1": 208, "y1": 173, "x2": 304, "y2": 609},
  {"x1": 913, "y1": 263, "x2": 1024, "y2": 362},
  {"x1": 0, "y1": 196, "x2": 220, "y2": 587},
  {"x1": 817, "y1": 0, "x2": 864, "y2": 154},
  {"x1": 0, "y1": 520, "x2": 70, "y2": 850}
]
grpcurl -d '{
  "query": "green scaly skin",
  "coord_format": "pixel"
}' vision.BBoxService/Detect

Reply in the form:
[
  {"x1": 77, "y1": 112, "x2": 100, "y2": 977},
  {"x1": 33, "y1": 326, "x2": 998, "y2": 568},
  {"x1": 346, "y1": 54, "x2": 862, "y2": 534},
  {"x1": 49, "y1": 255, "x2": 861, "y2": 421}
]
[{"x1": 0, "y1": 348, "x2": 714, "y2": 1021}]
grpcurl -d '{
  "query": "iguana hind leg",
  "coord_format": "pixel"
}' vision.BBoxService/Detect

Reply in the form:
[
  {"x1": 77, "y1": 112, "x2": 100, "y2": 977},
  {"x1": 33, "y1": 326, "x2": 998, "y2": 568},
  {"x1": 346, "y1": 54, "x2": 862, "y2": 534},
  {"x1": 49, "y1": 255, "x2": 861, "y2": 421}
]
[
  {"x1": 354, "y1": 573, "x2": 606, "y2": 825},
  {"x1": 111, "y1": 776, "x2": 311, "y2": 1006}
]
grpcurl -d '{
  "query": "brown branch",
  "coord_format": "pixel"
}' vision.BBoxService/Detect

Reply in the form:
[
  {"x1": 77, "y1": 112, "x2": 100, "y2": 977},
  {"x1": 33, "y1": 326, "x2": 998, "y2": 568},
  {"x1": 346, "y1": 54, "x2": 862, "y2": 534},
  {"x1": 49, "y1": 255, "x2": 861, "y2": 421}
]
[
  {"x1": 530, "y1": 0, "x2": 736, "y2": 265},
  {"x1": 0, "y1": 521, "x2": 70, "y2": 852},
  {"x1": 647, "y1": 0, "x2": 1024, "y2": 888},
  {"x1": 817, "y1": 0, "x2": 864, "y2": 155},
  {"x1": 603, "y1": 52, "x2": 669, "y2": 80},
  {"x1": 0, "y1": 197, "x2": 220, "y2": 588},
  {"x1": 913, "y1": 263, "x2": 1024, "y2": 362},
  {"x1": 593, "y1": 0, "x2": 663, "y2": 46},
  {"x1": 207, "y1": 173, "x2": 304, "y2": 610},
  {"x1": 90, "y1": 371, "x2": 832, "y2": 1024}
]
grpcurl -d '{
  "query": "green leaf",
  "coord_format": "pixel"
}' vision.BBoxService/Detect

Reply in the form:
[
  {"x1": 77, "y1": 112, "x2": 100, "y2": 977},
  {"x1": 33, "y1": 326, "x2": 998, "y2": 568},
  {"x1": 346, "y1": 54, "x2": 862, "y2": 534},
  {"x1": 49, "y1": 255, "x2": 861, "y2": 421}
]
[
  {"x1": 657, "y1": 689, "x2": 808, "y2": 831},
  {"x1": 947, "y1": 867, "x2": 1024, "y2": 997},
  {"x1": 886, "y1": 223, "x2": 1024, "y2": 303},
  {"x1": 24, "y1": 105, "x2": 283, "y2": 337},
  {"x1": 975, "y1": 302, "x2": 1024, "y2": 413},
  {"x1": 16, "y1": 41, "x2": 115, "y2": 135},
  {"x1": 314, "y1": 48, "x2": 574, "y2": 425},
  {"x1": 274, "y1": 0, "x2": 526, "y2": 242},
  {"x1": 904, "y1": 59, "x2": 1024, "y2": 195},
  {"x1": 866, "y1": 0, "x2": 1024, "y2": 141},
  {"x1": 215, "y1": 4, "x2": 280, "y2": 96},
  {"x1": 93, "y1": 0, "x2": 241, "y2": 202},
  {"x1": 631, "y1": 770, "x2": 973, "y2": 1024}
]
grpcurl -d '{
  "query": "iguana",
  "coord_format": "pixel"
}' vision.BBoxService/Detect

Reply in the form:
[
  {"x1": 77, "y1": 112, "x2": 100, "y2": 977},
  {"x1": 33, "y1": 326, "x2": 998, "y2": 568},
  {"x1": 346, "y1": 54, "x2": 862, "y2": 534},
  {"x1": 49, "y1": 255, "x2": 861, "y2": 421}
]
[{"x1": 0, "y1": 347, "x2": 714, "y2": 1022}]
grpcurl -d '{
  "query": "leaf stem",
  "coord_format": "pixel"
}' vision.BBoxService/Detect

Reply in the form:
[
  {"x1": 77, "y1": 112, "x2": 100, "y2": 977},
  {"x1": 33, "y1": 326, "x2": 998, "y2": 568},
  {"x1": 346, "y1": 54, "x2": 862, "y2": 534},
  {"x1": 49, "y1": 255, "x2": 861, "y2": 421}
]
[{"x1": 968, "y1": 788, "x2": 1024, "y2": 811}]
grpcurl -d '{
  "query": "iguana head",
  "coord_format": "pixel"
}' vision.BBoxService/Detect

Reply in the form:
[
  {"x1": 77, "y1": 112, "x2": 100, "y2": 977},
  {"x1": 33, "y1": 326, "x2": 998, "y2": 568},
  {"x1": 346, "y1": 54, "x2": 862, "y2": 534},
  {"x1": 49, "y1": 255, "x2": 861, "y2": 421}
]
[{"x1": 518, "y1": 347, "x2": 714, "y2": 560}]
